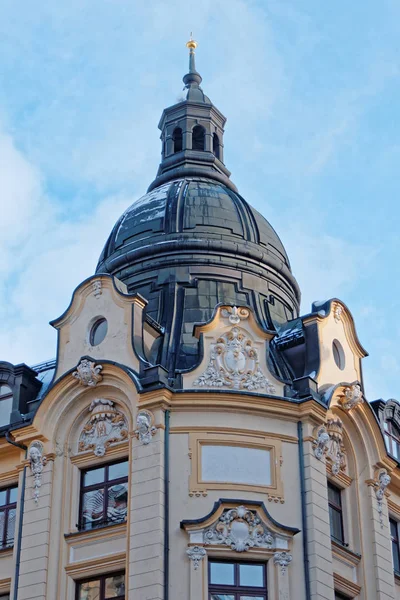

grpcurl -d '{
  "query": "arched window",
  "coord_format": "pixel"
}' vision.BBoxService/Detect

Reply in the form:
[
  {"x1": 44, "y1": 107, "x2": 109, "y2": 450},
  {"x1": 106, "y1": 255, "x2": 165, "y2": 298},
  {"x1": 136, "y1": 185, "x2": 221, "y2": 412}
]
[
  {"x1": 384, "y1": 420, "x2": 400, "y2": 459},
  {"x1": 172, "y1": 127, "x2": 183, "y2": 153},
  {"x1": 192, "y1": 125, "x2": 205, "y2": 151},
  {"x1": 0, "y1": 384, "x2": 13, "y2": 427},
  {"x1": 213, "y1": 133, "x2": 220, "y2": 159}
]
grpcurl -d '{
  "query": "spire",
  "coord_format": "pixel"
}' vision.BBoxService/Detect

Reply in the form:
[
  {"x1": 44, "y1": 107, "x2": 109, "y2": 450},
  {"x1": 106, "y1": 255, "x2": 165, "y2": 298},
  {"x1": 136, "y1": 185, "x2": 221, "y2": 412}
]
[{"x1": 183, "y1": 34, "x2": 202, "y2": 87}]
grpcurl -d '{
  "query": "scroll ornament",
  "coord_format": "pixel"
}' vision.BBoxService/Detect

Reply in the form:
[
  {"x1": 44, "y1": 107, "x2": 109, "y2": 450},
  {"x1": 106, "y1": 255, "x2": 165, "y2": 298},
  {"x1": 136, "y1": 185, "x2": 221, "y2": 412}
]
[
  {"x1": 29, "y1": 441, "x2": 47, "y2": 504},
  {"x1": 313, "y1": 417, "x2": 346, "y2": 476},
  {"x1": 204, "y1": 505, "x2": 274, "y2": 552},
  {"x1": 73, "y1": 359, "x2": 103, "y2": 387},
  {"x1": 339, "y1": 383, "x2": 363, "y2": 411},
  {"x1": 186, "y1": 546, "x2": 207, "y2": 569},
  {"x1": 135, "y1": 410, "x2": 157, "y2": 445},
  {"x1": 221, "y1": 306, "x2": 250, "y2": 325},
  {"x1": 78, "y1": 398, "x2": 128, "y2": 457},
  {"x1": 194, "y1": 327, "x2": 275, "y2": 393}
]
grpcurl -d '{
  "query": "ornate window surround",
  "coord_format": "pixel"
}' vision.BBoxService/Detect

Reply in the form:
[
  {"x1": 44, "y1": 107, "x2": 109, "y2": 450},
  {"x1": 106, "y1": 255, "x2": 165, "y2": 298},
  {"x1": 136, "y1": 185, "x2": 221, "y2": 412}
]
[
  {"x1": 188, "y1": 431, "x2": 284, "y2": 501},
  {"x1": 181, "y1": 499, "x2": 299, "y2": 600}
]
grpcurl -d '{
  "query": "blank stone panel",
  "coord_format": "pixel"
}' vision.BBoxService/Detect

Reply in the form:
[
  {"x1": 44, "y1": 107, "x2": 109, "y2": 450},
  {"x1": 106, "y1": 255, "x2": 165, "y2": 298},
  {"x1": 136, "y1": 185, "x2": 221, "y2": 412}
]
[{"x1": 201, "y1": 445, "x2": 271, "y2": 486}]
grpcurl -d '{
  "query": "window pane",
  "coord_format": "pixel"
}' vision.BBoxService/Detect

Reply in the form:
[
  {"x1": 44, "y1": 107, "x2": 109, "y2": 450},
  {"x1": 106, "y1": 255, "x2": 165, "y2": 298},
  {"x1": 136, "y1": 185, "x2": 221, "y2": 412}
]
[
  {"x1": 6, "y1": 509, "x2": 16, "y2": 546},
  {"x1": 393, "y1": 540, "x2": 400, "y2": 572},
  {"x1": 239, "y1": 564, "x2": 264, "y2": 587},
  {"x1": 211, "y1": 596, "x2": 234, "y2": 600},
  {"x1": 328, "y1": 483, "x2": 341, "y2": 506},
  {"x1": 78, "y1": 579, "x2": 101, "y2": 600},
  {"x1": 107, "y1": 483, "x2": 128, "y2": 523},
  {"x1": 240, "y1": 597, "x2": 265, "y2": 600},
  {"x1": 105, "y1": 573, "x2": 125, "y2": 597},
  {"x1": 9, "y1": 487, "x2": 17, "y2": 504},
  {"x1": 329, "y1": 507, "x2": 343, "y2": 543},
  {"x1": 209, "y1": 562, "x2": 235, "y2": 585},
  {"x1": 108, "y1": 461, "x2": 128, "y2": 481},
  {"x1": 84, "y1": 467, "x2": 105, "y2": 487},
  {"x1": 0, "y1": 491, "x2": 7, "y2": 507},
  {"x1": 82, "y1": 489, "x2": 104, "y2": 528},
  {"x1": 0, "y1": 510, "x2": 5, "y2": 546},
  {"x1": 90, "y1": 318, "x2": 108, "y2": 346}
]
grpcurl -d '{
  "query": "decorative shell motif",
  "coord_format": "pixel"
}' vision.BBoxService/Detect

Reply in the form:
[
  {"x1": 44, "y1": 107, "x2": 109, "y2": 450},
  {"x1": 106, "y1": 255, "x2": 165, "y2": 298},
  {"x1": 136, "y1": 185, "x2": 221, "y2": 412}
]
[
  {"x1": 194, "y1": 327, "x2": 275, "y2": 393},
  {"x1": 78, "y1": 398, "x2": 128, "y2": 457},
  {"x1": 204, "y1": 505, "x2": 274, "y2": 552}
]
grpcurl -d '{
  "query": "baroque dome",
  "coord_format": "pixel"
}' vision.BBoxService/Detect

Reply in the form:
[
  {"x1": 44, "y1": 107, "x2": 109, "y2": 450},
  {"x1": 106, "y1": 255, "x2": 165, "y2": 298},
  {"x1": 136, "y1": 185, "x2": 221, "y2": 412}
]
[{"x1": 96, "y1": 44, "x2": 300, "y2": 373}]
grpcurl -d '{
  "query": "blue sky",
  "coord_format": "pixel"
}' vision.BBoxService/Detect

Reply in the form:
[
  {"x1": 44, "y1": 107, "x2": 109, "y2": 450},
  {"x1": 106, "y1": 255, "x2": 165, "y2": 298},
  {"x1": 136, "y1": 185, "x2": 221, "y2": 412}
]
[{"x1": 0, "y1": 0, "x2": 399, "y2": 400}]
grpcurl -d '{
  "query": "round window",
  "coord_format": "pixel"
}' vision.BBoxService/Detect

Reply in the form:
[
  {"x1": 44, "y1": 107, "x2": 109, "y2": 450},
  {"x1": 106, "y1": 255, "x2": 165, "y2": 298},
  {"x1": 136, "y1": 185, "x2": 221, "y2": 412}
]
[
  {"x1": 90, "y1": 318, "x2": 108, "y2": 346},
  {"x1": 332, "y1": 339, "x2": 345, "y2": 370}
]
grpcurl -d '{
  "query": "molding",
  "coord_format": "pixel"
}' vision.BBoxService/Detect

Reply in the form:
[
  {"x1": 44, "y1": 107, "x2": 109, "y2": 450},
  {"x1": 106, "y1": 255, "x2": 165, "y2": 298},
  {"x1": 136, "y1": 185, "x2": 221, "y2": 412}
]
[
  {"x1": 170, "y1": 426, "x2": 298, "y2": 444},
  {"x1": 65, "y1": 521, "x2": 127, "y2": 544},
  {"x1": 70, "y1": 441, "x2": 129, "y2": 467},
  {"x1": 0, "y1": 577, "x2": 11, "y2": 595},
  {"x1": 333, "y1": 572, "x2": 361, "y2": 597},
  {"x1": 188, "y1": 432, "x2": 284, "y2": 502},
  {"x1": 388, "y1": 499, "x2": 400, "y2": 519},
  {"x1": 0, "y1": 469, "x2": 20, "y2": 488},
  {"x1": 65, "y1": 551, "x2": 126, "y2": 579},
  {"x1": 331, "y1": 541, "x2": 361, "y2": 567}
]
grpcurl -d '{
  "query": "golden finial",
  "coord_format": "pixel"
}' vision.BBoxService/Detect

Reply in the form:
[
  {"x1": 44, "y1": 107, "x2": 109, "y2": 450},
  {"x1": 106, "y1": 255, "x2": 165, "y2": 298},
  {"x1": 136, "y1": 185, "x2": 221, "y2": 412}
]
[{"x1": 186, "y1": 33, "x2": 198, "y2": 50}]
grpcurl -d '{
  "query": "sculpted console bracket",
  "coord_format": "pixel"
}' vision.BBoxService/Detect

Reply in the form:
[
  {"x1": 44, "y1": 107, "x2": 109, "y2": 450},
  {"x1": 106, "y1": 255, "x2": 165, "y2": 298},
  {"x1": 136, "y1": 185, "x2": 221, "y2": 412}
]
[
  {"x1": 78, "y1": 398, "x2": 128, "y2": 457},
  {"x1": 313, "y1": 417, "x2": 346, "y2": 476},
  {"x1": 367, "y1": 468, "x2": 391, "y2": 528},
  {"x1": 29, "y1": 441, "x2": 47, "y2": 504}
]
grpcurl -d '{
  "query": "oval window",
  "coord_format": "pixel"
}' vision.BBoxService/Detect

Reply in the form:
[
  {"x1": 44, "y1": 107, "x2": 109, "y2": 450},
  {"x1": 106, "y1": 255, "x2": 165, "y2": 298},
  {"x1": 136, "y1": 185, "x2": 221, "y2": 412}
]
[
  {"x1": 90, "y1": 318, "x2": 108, "y2": 346},
  {"x1": 332, "y1": 339, "x2": 345, "y2": 370}
]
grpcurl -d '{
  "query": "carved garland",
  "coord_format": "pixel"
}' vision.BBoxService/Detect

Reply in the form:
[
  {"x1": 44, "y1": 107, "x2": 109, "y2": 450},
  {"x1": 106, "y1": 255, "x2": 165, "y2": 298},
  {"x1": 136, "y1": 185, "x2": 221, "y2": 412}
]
[
  {"x1": 194, "y1": 327, "x2": 275, "y2": 393},
  {"x1": 78, "y1": 398, "x2": 128, "y2": 457}
]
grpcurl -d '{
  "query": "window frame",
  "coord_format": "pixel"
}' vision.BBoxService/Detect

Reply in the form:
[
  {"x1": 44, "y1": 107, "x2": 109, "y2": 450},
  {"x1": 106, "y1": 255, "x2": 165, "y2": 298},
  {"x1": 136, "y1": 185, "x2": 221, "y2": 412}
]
[
  {"x1": 208, "y1": 558, "x2": 267, "y2": 599},
  {"x1": 78, "y1": 459, "x2": 128, "y2": 531},
  {"x1": 384, "y1": 420, "x2": 400, "y2": 460},
  {"x1": 390, "y1": 517, "x2": 400, "y2": 573},
  {"x1": 75, "y1": 571, "x2": 125, "y2": 600},
  {"x1": 328, "y1": 481, "x2": 345, "y2": 545},
  {"x1": 0, "y1": 485, "x2": 17, "y2": 549}
]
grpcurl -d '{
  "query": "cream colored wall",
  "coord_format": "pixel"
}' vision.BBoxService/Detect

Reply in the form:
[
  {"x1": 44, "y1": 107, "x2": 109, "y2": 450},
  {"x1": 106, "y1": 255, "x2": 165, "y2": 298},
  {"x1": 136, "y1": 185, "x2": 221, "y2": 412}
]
[{"x1": 53, "y1": 276, "x2": 141, "y2": 381}]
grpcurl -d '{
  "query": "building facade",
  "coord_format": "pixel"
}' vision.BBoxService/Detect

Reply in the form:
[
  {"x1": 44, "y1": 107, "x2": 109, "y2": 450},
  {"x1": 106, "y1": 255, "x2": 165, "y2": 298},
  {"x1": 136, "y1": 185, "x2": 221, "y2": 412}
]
[{"x1": 0, "y1": 40, "x2": 399, "y2": 600}]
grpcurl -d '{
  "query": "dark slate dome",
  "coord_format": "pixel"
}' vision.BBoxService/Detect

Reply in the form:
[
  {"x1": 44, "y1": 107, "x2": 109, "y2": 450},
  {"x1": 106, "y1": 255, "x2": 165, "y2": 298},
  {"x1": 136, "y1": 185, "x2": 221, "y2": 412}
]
[{"x1": 96, "y1": 42, "x2": 300, "y2": 373}]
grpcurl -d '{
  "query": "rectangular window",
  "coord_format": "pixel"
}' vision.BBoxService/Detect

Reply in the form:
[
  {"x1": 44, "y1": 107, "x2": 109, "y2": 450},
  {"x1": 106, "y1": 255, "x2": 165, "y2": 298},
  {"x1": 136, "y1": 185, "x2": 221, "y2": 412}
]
[
  {"x1": 328, "y1": 482, "x2": 344, "y2": 545},
  {"x1": 390, "y1": 518, "x2": 400, "y2": 572},
  {"x1": 76, "y1": 572, "x2": 125, "y2": 599},
  {"x1": 79, "y1": 460, "x2": 128, "y2": 530},
  {"x1": 0, "y1": 486, "x2": 17, "y2": 549},
  {"x1": 334, "y1": 593, "x2": 350, "y2": 600},
  {"x1": 208, "y1": 560, "x2": 267, "y2": 599}
]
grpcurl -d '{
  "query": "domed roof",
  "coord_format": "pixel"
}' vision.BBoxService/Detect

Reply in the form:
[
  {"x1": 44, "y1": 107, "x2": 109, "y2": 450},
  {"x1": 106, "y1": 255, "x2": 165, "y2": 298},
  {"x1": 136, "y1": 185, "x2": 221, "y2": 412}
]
[{"x1": 97, "y1": 177, "x2": 300, "y2": 370}]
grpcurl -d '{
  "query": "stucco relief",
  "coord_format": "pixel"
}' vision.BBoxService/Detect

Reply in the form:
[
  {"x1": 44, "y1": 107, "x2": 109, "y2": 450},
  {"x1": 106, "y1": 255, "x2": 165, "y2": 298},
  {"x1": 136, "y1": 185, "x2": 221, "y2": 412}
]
[
  {"x1": 194, "y1": 327, "x2": 276, "y2": 393},
  {"x1": 204, "y1": 505, "x2": 274, "y2": 552},
  {"x1": 273, "y1": 551, "x2": 292, "y2": 575},
  {"x1": 92, "y1": 280, "x2": 102, "y2": 298},
  {"x1": 73, "y1": 359, "x2": 103, "y2": 387},
  {"x1": 313, "y1": 417, "x2": 346, "y2": 476},
  {"x1": 220, "y1": 305, "x2": 250, "y2": 324},
  {"x1": 29, "y1": 441, "x2": 47, "y2": 504},
  {"x1": 339, "y1": 383, "x2": 363, "y2": 411},
  {"x1": 78, "y1": 398, "x2": 128, "y2": 457},
  {"x1": 368, "y1": 469, "x2": 391, "y2": 528},
  {"x1": 186, "y1": 545, "x2": 207, "y2": 569},
  {"x1": 135, "y1": 410, "x2": 157, "y2": 445},
  {"x1": 333, "y1": 303, "x2": 343, "y2": 323}
]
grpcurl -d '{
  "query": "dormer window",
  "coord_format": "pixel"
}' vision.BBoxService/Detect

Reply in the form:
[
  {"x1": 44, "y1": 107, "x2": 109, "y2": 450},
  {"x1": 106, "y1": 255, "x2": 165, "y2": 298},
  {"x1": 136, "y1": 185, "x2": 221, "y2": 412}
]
[
  {"x1": 172, "y1": 127, "x2": 183, "y2": 153},
  {"x1": 384, "y1": 420, "x2": 400, "y2": 460},
  {"x1": 192, "y1": 125, "x2": 205, "y2": 151},
  {"x1": 213, "y1": 132, "x2": 220, "y2": 159},
  {"x1": 0, "y1": 385, "x2": 13, "y2": 427}
]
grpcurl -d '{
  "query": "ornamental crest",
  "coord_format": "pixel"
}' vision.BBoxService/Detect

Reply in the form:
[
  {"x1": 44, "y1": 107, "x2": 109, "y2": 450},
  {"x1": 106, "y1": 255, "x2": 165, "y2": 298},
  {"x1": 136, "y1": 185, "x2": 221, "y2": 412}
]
[
  {"x1": 339, "y1": 383, "x2": 363, "y2": 411},
  {"x1": 78, "y1": 398, "x2": 128, "y2": 457},
  {"x1": 73, "y1": 359, "x2": 103, "y2": 387},
  {"x1": 221, "y1": 306, "x2": 250, "y2": 325},
  {"x1": 204, "y1": 505, "x2": 274, "y2": 552},
  {"x1": 194, "y1": 327, "x2": 275, "y2": 393}
]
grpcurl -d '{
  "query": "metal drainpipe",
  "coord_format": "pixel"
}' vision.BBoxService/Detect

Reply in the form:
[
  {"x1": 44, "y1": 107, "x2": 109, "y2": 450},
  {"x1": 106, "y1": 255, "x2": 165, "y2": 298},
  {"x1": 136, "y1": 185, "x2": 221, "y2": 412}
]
[
  {"x1": 5, "y1": 431, "x2": 27, "y2": 600},
  {"x1": 164, "y1": 410, "x2": 170, "y2": 600},
  {"x1": 297, "y1": 421, "x2": 311, "y2": 600}
]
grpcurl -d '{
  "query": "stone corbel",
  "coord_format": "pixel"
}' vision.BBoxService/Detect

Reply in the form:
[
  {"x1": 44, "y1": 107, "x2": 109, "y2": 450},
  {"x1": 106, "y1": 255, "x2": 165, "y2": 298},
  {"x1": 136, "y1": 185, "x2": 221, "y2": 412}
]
[
  {"x1": 273, "y1": 551, "x2": 293, "y2": 600},
  {"x1": 28, "y1": 441, "x2": 47, "y2": 504},
  {"x1": 313, "y1": 417, "x2": 346, "y2": 476},
  {"x1": 135, "y1": 410, "x2": 157, "y2": 445}
]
